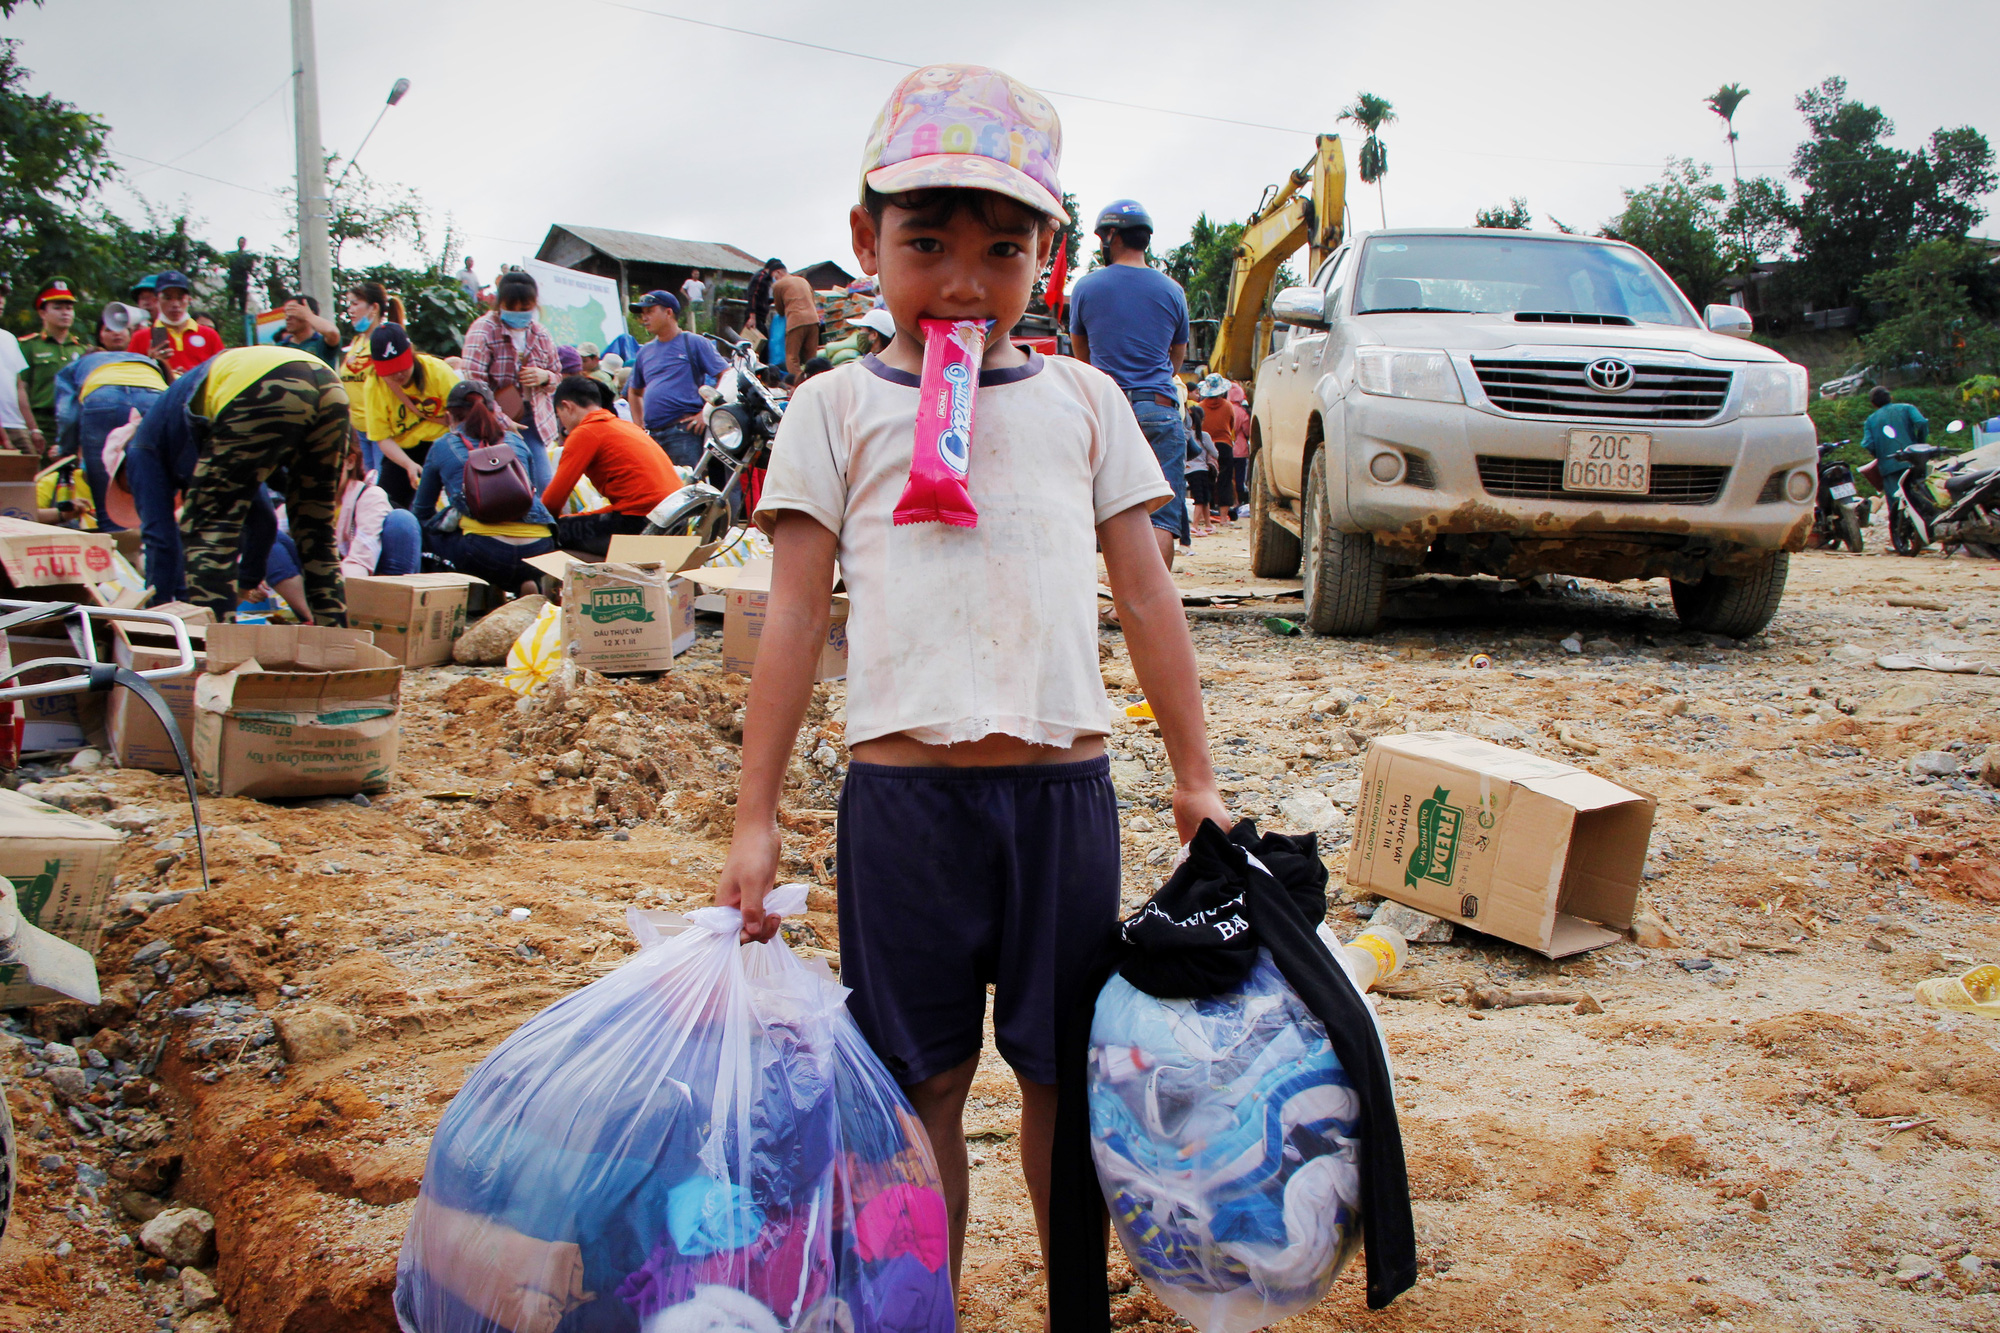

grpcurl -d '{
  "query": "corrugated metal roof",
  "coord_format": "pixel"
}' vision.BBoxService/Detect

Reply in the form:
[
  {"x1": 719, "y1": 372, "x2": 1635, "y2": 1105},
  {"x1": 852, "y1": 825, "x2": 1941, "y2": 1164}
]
[{"x1": 542, "y1": 225, "x2": 763, "y2": 274}]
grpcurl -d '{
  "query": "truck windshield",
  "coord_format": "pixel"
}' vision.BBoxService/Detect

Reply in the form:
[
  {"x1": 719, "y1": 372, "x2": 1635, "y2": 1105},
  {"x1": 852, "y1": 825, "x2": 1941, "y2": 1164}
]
[{"x1": 1354, "y1": 235, "x2": 1697, "y2": 327}]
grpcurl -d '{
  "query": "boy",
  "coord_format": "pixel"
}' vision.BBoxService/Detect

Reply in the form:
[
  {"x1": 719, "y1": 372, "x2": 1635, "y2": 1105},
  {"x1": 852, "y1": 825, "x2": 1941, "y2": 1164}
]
[{"x1": 715, "y1": 63, "x2": 1229, "y2": 1299}]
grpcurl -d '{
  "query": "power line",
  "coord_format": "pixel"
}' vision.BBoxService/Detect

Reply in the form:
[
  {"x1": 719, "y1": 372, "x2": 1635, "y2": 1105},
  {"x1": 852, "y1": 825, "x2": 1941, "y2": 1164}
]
[
  {"x1": 130, "y1": 72, "x2": 296, "y2": 178},
  {"x1": 589, "y1": 0, "x2": 1318, "y2": 137},
  {"x1": 108, "y1": 150, "x2": 285, "y2": 198}
]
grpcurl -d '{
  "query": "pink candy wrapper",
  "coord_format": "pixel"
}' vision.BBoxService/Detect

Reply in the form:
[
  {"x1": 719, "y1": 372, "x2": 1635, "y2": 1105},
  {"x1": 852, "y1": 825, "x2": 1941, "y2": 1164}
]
[{"x1": 893, "y1": 318, "x2": 991, "y2": 528}]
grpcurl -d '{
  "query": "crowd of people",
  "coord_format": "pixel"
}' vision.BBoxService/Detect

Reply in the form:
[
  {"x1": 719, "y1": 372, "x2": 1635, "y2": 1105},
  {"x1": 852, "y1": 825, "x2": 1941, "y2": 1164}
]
[
  {"x1": 23, "y1": 263, "x2": 832, "y2": 624},
  {"x1": 11, "y1": 199, "x2": 1248, "y2": 630}
]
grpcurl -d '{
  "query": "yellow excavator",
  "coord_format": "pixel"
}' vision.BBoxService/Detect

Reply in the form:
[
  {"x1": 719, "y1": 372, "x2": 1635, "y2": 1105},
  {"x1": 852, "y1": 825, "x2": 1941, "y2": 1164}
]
[{"x1": 1208, "y1": 134, "x2": 1346, "y2": 383}]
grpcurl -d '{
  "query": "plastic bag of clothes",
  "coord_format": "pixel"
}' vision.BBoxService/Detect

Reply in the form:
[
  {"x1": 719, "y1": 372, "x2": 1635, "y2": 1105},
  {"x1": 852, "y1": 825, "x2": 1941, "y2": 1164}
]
[
  {"x1": 503, "y1": 602, "x2": 563, "y2": 696},
  {"x1": 1089, "y1": 955, "x2": 1362, "y2": 1333},
  {"x1": 394, "y1": 884, "x2": 954, "y2": 1333}
]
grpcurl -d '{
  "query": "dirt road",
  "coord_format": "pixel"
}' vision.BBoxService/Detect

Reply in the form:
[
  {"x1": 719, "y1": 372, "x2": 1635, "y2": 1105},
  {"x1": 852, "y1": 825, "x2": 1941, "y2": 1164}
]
[{"x1": 2, "y1": 531, "x2": 1997, "y2": 1333}]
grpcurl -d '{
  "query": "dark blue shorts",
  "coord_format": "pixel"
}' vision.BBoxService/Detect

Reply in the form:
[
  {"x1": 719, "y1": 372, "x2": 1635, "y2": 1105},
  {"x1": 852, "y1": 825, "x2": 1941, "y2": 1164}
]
[{"x1": 835, "y1": 757, "x2": 1121, "y2": 1087}]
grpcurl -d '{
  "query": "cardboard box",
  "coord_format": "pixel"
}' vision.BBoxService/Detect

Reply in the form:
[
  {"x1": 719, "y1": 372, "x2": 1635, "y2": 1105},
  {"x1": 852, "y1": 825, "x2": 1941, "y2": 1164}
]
[
  {"x1": 0, "y1": 515, "x2": 119, "y2": 589},
  {"x1": 688, "y1": 559, "x2": 849, "y2": 681},
  {"x1": 525, "y1": 535, "x2": 708, "y2": 676},
  {"x1": 0, "y1": 453, "x2": 41, "y2": 522},
  {"x1": 193, "y1": 624, "x2": 402, "y2": 798},
  {"x1": 344, "y1": 572, "x2": 486, "y2": 667},
  {"x1": 108, "y1": 614, "x2": 208, "y2": 772},
  {"x1": 1344, "y1": 731, "x2": 1655, "y2": 958},
  {"x1": 6, "y1": 635, "x2": 105, "y2": 751},
  {"x1": 0, "y1": 788, "x2": 123, "y2": 1008}
]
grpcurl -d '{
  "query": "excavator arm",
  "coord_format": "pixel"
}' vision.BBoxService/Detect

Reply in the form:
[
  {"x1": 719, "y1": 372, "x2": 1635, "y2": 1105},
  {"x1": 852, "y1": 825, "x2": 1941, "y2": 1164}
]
[{"x1": 1213, "y1": 134, "x2": 1346, "y2": 382}]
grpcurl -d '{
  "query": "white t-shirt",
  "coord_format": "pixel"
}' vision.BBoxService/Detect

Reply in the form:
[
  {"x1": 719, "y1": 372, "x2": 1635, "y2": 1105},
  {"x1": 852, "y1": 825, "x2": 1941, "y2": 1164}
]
[
  {"x1": 756, "y1": 352, "x2": 1170, "y2": 748},
  {"x1": 0, "y1": 332, "x2": 26, "y2": 429},
  {"x1": 682, "y1": 278, "x2": 707, "y2": 305}
]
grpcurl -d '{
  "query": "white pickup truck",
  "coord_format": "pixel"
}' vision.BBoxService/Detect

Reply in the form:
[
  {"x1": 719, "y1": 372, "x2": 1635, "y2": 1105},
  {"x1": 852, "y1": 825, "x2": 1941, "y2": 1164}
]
[{"x1": 1246, "y1": 228, "x2": 1817, "y2": 637}]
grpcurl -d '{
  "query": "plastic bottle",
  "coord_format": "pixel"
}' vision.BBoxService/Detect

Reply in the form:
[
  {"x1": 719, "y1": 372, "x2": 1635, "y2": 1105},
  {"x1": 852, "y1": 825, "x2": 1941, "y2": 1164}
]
[{"x1": 1337, "y1": 923, "x2": 1407, "y2": 992}]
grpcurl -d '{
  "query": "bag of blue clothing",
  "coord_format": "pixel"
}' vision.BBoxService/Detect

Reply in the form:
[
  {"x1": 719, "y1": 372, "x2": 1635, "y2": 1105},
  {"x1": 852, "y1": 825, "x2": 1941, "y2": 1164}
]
[
  {"x1": 1085, "y1": 823, "x2": 1405, "y2": 1333},
  {"x1": 394, "y1": 885, "x2": 955, "y2": 1333}
]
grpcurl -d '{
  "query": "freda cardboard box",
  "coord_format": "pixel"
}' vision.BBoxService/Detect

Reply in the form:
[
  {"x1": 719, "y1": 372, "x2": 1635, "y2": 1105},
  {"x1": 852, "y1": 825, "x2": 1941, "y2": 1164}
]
[
  {"x1": 193, "y1": 624, "x2": 402, "y2": 798},
  {"x1": 107, "y1": 605, "x2": 212, "y2": 772},
  {"x1": 0, "y1": 787, "x2": 122, "y2": 1008},
  {"x1": 1345, "y1": 731, "x2": 1655, "y2": 958},
  {"x1": 345, "y1": 572, "x2": 487, "y2": 667},
  {"x1": 0, "y1": 515, "x2": 119, "y2": 589},
  {"x1": 525, "y1": 535, "x2": 708, "y2": 676},
  {"x1": 687, "y1": 559, "x2": 849, "y2": 681}
]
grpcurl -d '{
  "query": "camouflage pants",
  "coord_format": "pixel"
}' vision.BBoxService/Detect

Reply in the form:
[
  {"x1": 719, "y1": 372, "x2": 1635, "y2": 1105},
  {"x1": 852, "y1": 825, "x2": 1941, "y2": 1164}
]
[{"x1": 182, "y1": 362, "x2": 350, "y2": 623}]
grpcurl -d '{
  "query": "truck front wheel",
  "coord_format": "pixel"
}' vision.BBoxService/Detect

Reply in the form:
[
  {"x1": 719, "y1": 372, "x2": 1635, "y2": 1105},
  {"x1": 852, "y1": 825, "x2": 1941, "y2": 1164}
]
[
  {"x1": 1669, "y1": 553, "x2": 1789, "y2": 638},
  {"x1": 1301, "y1": 450, "x2": 1385, "y2": 635},
  {"x1": 1248, "y1": 449, "x2": 1301, "y2": 578}
]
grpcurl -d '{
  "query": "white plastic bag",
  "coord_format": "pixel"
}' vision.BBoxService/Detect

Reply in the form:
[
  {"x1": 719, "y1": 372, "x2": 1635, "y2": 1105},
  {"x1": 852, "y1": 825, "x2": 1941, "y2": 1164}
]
[
  {"x1": 394, "y1": 886, "x2": 955, "y2": 1333},
  {"x1": 504, "y1": 602, "x2": 564, "y2": 696},
  {"x1": 1088, "y1": 950, "x2": 1364, "y2": 1333}
]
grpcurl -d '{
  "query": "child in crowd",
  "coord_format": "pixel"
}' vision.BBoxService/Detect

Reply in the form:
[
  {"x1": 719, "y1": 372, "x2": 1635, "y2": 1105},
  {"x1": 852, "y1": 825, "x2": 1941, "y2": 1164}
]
[{"x1": 715, "y1": 62, "x2": 1228, "y2": 1300}]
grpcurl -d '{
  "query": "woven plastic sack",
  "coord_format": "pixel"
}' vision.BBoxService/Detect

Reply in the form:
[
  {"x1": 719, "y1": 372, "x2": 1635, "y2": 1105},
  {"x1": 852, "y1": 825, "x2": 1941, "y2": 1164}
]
[
  {"x1": 1088, "y1": 950, "x2": 1363, "y2": 1333},
  {"x1": 504, "y1": 602, "x2": 563, "y2": 696},
  {"x1": 394, "y1": 885, "x2": 954, "y2": 1333}
]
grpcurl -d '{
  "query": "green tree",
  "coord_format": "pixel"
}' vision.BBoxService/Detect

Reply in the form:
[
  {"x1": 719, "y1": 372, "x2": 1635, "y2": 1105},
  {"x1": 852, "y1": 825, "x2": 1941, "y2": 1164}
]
[
  {"x1": 1788, "y1": 77, "x2": 1995, "y2": 311},
  {"x1": 1602, "y1": 159, "x2": 1741, "y2": 309},
  {"x1": 1338, "y1": 92, "x2": 1396, "y2": 227},
  {"x1": 1163, "y1": 213, "x2": 1246, "y2": 322},
  {"x1": 1858, "y1": 239, "x2": 2000, "y2": 384},
  {"x1": 1705, "y1": 84, "x2": 1750, "y2": 194},
  {"x1": 1723, "y1": 176, "x2": 1794, "y2": 262},
  {"x1": 1473, "y1": 197, "x2": 1532, "y2": 230},
  {"x1": 0, "y1": 36, "x2": 119, "y2": 315}
]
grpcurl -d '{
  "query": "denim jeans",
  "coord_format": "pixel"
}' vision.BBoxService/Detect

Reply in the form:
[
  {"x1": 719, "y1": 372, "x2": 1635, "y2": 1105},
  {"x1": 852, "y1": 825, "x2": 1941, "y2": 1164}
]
[
  {"x1": 376, "y1": 507, "x2": 422, "y2": 574},
  {"x1": 647, "y1": 423, "x2": 705, "y2": 469},
  {"x1": 79, "y1": 384, "x2": 164, "y2": 529},
  {"x1": 430, "y1": 530, "x2": 555, "y2": 592},
  {"x1": 1129, "y1": 398, "x2": 1190, "y2": 541},
  {"x1": 126, "y1": 434, "x2": 187, "y2": 604}
]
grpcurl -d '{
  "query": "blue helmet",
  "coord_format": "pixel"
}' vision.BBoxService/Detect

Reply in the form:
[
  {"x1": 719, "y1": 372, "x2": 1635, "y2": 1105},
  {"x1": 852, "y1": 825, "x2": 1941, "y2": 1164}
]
[{"x1": 1094, "y1": 199, "x2": 1154, "y2": 233}]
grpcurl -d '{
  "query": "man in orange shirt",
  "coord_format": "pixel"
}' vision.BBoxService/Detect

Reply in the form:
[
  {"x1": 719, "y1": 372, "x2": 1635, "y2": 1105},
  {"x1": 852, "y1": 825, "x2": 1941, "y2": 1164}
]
[
  {"x1": 544, "y1": 376, "x2": 682, "y2": 556},
  {"x1": 128, "y1": 271, "x2": 222, "y2": 378},
  {"x1": 767, "y1": 264, "x2": 822, "y2": 382}
]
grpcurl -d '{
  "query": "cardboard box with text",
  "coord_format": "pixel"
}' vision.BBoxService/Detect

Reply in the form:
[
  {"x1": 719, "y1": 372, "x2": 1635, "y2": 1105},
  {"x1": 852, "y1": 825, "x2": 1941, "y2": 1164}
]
[
  {"x1": 0, "y1": 515, "x2": 119, "y2": 589},
  {"x1": 525, "y1": 535, "x2": 708, "y2": 676},
  {"x1": 345, "y1": 572, "x2": 486, "y2": 667},
  {"x1": 0, "y1": 788, "x2": 123, "y2": 1008},
  {"x1": 1345, "y1": 731, "x2": 1654, "y2": 958},
  {"x1": 193, "y1": 624, "x2": 402, "y2": 798}
]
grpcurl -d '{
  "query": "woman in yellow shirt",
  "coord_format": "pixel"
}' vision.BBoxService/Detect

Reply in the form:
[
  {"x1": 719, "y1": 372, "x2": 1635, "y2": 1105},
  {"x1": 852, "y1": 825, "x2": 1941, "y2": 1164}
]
[{"x1": 361, "y1": 322, "x2": 458, "y2": 510}]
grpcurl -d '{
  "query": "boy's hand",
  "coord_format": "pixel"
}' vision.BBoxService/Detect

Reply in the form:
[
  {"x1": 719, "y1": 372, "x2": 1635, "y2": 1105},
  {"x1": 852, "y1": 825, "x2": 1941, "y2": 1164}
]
[
  {"x1": 1173, "y1": 785, "x2": 1232, "y2": 844},
  {"x1": 716, "y1": 822, "x2": 783, "y2": 943}
]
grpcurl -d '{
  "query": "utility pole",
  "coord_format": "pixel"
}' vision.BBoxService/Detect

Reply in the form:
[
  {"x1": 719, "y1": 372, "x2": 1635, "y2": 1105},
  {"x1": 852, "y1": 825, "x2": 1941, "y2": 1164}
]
[{"x1": 290, "y1": 0, "x2": 333, "y2": 314}]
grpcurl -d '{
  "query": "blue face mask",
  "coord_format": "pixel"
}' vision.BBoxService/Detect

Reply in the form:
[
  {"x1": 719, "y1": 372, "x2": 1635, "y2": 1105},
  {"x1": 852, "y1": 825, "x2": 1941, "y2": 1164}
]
[
  {"x1": 352, "y1": 315, "x2": 373, "y2": 332},
  {"x1": 499, "y1": 310, "x2": 532, "y2": 329}
]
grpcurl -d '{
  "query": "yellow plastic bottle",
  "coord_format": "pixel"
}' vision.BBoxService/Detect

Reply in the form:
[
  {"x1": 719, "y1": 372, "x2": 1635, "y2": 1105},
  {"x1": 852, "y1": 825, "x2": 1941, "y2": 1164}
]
[{"x1": 1339, "y1": 923, "x2": 1407, "y2": 993}]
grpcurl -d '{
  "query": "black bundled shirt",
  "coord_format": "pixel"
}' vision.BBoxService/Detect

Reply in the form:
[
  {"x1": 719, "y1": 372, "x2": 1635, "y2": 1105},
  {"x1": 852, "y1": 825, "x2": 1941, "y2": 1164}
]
[{"x1": 1048, "y1": 819, "x2": 1416, "y2": 1328}]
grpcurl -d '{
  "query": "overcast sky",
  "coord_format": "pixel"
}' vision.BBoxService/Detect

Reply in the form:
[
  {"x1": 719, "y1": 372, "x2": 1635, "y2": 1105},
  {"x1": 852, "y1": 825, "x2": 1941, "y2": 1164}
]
[{"x1": 9, "y1": 0, "x2": 1998, "y2": 286}]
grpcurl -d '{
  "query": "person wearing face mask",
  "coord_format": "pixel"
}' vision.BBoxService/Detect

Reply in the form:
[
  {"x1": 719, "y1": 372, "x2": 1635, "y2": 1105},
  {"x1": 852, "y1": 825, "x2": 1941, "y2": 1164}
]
[
  {"x1": 128, "y1": 272, "x2": 223, "y2": 378},
  {"x1": 460, "y1": 269, "x2": 562, "y2": 451},
  {"x1": 338, "y1": 282, "x2": 405, "y2": 478}
]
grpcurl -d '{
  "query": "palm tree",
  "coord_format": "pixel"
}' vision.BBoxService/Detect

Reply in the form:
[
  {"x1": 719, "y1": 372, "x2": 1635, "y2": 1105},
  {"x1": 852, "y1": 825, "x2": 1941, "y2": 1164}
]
[
  {"x1": 1705, "y1": 84, "x2": 1750, "y2": 193},
  {"x1": 1338, "y1": 92, "x2": 1397, "y2": 228}
]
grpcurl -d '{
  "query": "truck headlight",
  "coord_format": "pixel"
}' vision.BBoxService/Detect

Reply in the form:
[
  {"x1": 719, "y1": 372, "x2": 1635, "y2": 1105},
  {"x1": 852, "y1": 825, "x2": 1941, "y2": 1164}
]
[
  {"x1": 1738, "y1": 362, "x2": 1808, "y2": 417},
  {"x1": 1354, "y1": 348, "x2": 1463, "y2": 404}
]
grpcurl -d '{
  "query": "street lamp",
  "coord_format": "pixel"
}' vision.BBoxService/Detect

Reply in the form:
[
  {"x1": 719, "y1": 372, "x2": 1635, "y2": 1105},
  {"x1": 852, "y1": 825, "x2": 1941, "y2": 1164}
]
[{"x1": 333, "y1": 78, "x2": 410, "y2": 193}]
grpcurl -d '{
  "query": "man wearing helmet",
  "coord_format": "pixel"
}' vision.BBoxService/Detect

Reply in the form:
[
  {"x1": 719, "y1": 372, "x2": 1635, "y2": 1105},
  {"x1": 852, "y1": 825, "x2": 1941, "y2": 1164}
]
[{"x1": 1069, "y1": 199, "x2": 1192, "y2": 568}]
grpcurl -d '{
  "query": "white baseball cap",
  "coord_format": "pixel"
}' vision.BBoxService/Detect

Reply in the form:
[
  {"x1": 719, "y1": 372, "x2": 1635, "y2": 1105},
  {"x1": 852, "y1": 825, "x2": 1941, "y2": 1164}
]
[{"x1": 854, "y1": 307, "x2": 897, "y2": 338}]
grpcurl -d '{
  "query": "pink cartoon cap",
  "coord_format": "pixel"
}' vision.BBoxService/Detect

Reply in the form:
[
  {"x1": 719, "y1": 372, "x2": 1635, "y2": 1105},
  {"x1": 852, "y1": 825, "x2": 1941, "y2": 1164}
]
[{"x1": 860, "y1": 63, "x2": 1065, "y2": 223}]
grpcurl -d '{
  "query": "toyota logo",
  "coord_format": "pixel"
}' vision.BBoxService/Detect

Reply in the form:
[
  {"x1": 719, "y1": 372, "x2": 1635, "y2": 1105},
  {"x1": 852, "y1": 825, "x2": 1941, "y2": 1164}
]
[{"x1": 1586, "y1": 357, "x2": 1635, "y2": 393}]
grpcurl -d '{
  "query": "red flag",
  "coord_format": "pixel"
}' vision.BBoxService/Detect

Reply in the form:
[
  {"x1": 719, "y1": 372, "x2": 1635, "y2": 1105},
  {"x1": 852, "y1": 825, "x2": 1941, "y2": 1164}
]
[{"x1": 1046, "y1": 243, "x2": 1068, "y2": 326}]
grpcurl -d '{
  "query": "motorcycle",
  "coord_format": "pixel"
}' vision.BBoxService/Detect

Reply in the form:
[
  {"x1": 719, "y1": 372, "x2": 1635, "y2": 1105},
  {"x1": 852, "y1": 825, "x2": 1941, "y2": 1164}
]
[
  {"x1": 1874, "y1": 439, "x2": 1945, "y2": 556},
  {"x1": 642, "y1": 340, "x2": 787, "y2": 544},
  {"x1": 1811, "y1": 438, "x2": 1869, "y2": 551},
  {"x1": 1932, "y1": 419, "x2": 2000, "y2": 558}
]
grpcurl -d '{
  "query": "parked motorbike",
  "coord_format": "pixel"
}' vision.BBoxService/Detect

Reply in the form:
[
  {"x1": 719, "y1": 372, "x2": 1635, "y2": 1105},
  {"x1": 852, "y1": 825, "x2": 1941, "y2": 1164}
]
[
  {"x1": 1879, "y1": 440, "x2": 1945, "y2": 556},
  {"x1": 642, "y1": 340, "x2": 787, "y2": 544},
  {"x1": 1811, "y1": 438, "x2": 1868, "y2": 551},
  {"x1": 1932, "y1": 419, "x2": 2000, "y2": 558}
]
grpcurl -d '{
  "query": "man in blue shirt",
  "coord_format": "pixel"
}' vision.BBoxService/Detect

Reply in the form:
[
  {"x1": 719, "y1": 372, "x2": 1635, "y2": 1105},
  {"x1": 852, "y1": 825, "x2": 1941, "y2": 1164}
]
[
  {"x1": 1070, "y1": 199, "x2": 1191, "y2": 568},
  {"x1": 627, "y1": 290, "x2": 728, "y2": 467}
]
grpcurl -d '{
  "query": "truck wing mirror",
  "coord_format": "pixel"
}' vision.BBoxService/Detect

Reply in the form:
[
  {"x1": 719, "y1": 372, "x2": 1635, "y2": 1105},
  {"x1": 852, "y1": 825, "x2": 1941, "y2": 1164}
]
[{"x1": 1272, "y1": 286, "x2": 1329, "y2": 329}]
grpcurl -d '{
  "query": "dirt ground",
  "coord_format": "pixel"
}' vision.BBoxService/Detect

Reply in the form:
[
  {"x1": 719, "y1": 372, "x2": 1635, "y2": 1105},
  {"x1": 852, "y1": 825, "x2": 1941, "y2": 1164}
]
[{"x1": 3, "y1": 523, "x2": 1998, "y2": 1333}]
